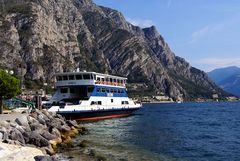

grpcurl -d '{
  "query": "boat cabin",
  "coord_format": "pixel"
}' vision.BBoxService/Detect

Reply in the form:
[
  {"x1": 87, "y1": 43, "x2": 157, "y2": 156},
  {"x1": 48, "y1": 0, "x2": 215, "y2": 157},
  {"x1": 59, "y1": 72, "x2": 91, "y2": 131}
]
[
  {"x1": 50, "y1": 72, "x2": 128, "y2": 104},
  {"x1": 55, "y1": 72, "x2": 127, "y2": 87}
]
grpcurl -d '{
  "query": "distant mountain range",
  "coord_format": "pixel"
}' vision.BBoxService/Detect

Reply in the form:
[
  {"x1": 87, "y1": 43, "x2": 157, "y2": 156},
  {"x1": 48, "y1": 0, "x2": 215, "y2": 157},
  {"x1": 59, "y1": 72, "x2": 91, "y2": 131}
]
[{"x1": 208, "y1": 66, "x2": 240, "y2": 97}]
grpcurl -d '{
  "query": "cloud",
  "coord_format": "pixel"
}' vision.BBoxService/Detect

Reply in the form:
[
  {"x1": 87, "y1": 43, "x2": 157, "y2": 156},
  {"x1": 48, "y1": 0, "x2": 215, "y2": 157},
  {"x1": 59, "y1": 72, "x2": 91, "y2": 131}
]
[
  {"x1": 194, "y1": 58, "x2": 240, "y2": 67},
  {"x1": 189, "y1": 25, "x2": 223, "y2": 44},
  {"x1": 189, "y1": 15, "x2": 240, "y2": 44},
  {"x1": 126, "y1": 17, "x2": 154, "y2": 28}
]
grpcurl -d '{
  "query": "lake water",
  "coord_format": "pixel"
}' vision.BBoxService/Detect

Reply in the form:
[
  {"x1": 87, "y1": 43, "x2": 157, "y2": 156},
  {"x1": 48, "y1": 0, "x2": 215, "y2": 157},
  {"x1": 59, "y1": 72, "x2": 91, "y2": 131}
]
[{"x1": 63, "y1": 102, "x2": 240, "y2": 161}]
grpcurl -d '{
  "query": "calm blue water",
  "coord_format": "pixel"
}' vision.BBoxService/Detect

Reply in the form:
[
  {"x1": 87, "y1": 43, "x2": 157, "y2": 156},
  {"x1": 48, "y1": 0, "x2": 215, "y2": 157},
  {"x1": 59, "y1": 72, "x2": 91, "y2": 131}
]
[{"x1": 67, "y1": 102, "x2": 240, "y2": 161}]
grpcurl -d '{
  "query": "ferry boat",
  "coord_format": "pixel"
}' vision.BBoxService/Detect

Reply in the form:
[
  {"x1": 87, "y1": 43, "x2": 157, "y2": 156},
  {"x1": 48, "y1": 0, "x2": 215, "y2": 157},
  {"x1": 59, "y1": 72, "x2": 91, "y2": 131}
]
[{"x1": 48, "y1": 70, "x2": 142, "y2": 121}]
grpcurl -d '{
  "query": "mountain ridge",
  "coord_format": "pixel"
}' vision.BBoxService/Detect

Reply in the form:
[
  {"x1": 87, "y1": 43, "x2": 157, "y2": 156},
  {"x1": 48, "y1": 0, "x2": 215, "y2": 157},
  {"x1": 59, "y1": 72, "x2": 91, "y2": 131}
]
[
  {"x1": 208, "y1": 66, "x2": 240, "y2": 97},
  {"x1": 0, "y1": 0, "x2": 228, "y2": 100}
]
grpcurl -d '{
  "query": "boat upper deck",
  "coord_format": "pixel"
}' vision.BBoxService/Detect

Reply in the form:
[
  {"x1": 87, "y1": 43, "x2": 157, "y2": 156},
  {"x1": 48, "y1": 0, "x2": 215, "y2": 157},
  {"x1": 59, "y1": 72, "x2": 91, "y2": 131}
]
[{"x1": 55, "y1": 71, "x2": 127, "y2": 88}]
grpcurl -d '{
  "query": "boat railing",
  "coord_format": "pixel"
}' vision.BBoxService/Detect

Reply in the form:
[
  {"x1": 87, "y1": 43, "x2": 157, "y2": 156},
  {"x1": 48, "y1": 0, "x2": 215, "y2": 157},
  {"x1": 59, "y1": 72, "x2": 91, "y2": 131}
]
[{"x1": 95, "y1": 80, "x2": 125, "y2": 87}]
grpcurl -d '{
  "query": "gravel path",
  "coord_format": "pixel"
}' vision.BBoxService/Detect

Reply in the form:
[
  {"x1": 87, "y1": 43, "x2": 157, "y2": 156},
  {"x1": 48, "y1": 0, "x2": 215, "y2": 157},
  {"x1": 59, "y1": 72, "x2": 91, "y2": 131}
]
[{"x1": 0, "y1": 113, "x2": 28, "y2": 122}]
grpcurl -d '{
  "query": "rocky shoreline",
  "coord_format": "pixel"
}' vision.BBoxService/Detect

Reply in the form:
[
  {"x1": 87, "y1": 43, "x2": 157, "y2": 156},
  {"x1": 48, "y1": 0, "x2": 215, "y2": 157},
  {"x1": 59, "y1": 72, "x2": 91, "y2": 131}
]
[{"x1": 0, "y1": 109, "x2": 88, "y2": 161}]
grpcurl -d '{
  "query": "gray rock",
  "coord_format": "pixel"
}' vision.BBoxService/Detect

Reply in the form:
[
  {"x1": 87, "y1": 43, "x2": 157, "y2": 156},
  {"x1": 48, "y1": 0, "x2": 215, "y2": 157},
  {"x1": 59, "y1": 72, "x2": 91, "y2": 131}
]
[
  {"x1": 9, "y1": 128, "x2": 25, "y2": 144},
  {"x1": 37, "y1": 114, "x2": 46, "y2": 125},
  {"x1": 0, "y1": 132, "x2": 3, "y2": 141},
  {"x1": 66, "y1": 120, "x2": 79, "y2": 128},
  {"x1": 0, "y1": 121, "x2": 10, "y2": 129},
  {"x1": 46, "y1": 119, "x2": 62, "y2": 130},
  {"x1": 22, "y1": 131, "x2": 30, "y2": 143},
  {"x1": 58, "y1": 125, "x2": 71, "y2": 132},
  {"x1": 14, "y1": 124, "x2": 27, "y2": 133},
  {"x1": 41, "y1": 131, "x2": 58, "y2": 141},
  {"x1": 29, "y1": 122, "x2": 46, "y2": 132},
  {"x1": 27, "y1": 116, "x2": 39, "y2": 124},
  {"x1": 50, "y1": 128, "x2": 61, "y2": 138},
  {"x1": 27, "y1": 131, "x2": 50, "y2": 147},
  {"x1": 3, "y1": 139, "x2": 22, "y2": 146},
  {"x1": 55, "y1": 114, "x2": 66, "y2": 122},
  {"x1": 34, "y1": 155, "x2": 55, "y2": 161},
  {"x1": 0, "y1": 127, "x2": 9, "y2": 141},
  {"x1": 54, "y1": 118, "x2": 65, "y2": 125},
  {"x1": 15, "y1": 115, "x2": 29, "y2": 127}
]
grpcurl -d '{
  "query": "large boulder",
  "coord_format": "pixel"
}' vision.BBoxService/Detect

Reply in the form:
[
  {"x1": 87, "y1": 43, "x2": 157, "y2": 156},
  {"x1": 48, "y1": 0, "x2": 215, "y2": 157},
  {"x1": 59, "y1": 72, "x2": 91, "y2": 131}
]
[
  {"x1": 34, "y1": 155, "x2": 54, "y2": 161},
  {"x1": 0, "y1": 121, "x2": 10, "y2": 129},
  {"x1": 27, "y1": 115, "x2": 39, "y2": 124},
  {"x1": 29, "y1": 122, "x2": 46, "y2": 132},
  {"x1": 9, "y1": 128, "x2": 25, "y2": 145},
  {"x1": 37, "y1": 114, "x2": 46, "y2": 125},
  {"x1": 66, "y1": 120, "x2": 79, "y2": 128},
  {"x1": 58, "y1": 125, "x2": 71, "y2": 133},
  {"x1": 46, "y1": 119, "x2": 62, "y2": 131},
  {"x1": 0, "y1": 127, "x2": 9, "y2": 141},
  {"x1": 14, "y1": 124, "x2": 27, "y2": 133},
  {"x1": 41, "y1": 110, "x2": 54, "y2": 120},
  {"x1": 27, "y1": 131, "x2": 50, "y2": 147},
  {"x1": 49, "y1": 127, "x2": 61, "y2": 138},
  {"x1": 15, "y1": 115, "x2": 29, "y2": 127},
  {"x1": 41, "y1": 131, "x2": 58, "y2": 141}
]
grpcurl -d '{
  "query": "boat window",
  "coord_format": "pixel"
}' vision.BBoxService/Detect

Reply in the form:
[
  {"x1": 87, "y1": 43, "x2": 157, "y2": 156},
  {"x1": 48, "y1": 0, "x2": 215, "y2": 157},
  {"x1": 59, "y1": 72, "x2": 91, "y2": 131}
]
[
  {"x1": 117, "y1": 89, "x2": 121, "y2": 93},
  {"x1": 68, "y1": 75, "x2": 75, "y2": 80},
  {"x1": 113, "y1": 79, "x2": 116, "y2": 82},
  {"x1": 87, "y1": 87, "x2": 94, "y2": 93},
  {"x1": 98, "y1": 101, "x2": 102, "y2": 105},
  {"x1": 121, "y1": 101, "x2": 129, "y2": 105},
  {"x1": 57, "y1": 76, "x2": 62, "y2": 81},
  {"x1": 60, "y1": 88, "x2": 68, "y2": 93},
  {"x1": 70, "y1": 88, "x2": 75, "y2": 93},
  {"x1": 63, "y1": 76, "x2": 68, "y2": 80},
  {"x1": 91, "y1": 101, "x2": 96, "y2": 105},
  {"x1": 83, "y1": 74, "x2": 90, "y2": 80},
  {"x1": 96, "y1": 88, "x2": 101, "y2": 92},
  {"x1": 97, "y1": 77, "x2": 100, "y2": 81},
  {"x1": 111, "y1": 99, "x2": 113, "y2": 103},
  {"x1": 110, "y1": 78, "x2": 112, "y2": 83},
  {"x1": 110, "y1": 89, "x2": 114, "y2": 93},
  {"x1": 101, "y1": 88, "x2": 106, "y2": 93},
  {"x1": 76, "y1": 74, "x2": 82, "y2": 80},
  {"x1": 93, "y1": 74, "x2": 96, "y2": 80},
  {"x1": 106, "y1": 89, "x2": 110, "y2": 93},
  {"x1": 113, "y1": 89, "x2": 117, "y2": 93}
]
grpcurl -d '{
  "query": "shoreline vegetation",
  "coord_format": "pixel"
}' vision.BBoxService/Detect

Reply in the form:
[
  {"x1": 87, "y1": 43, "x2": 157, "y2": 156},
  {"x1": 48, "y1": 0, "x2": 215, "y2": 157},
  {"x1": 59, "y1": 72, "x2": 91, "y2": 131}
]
[{"x1": 0, "y1": 109, "x2": 91, "y2": 161}]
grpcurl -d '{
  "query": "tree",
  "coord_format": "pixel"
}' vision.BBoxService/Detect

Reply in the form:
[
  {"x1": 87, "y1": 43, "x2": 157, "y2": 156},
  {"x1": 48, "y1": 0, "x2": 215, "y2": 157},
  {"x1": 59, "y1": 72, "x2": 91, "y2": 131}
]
[{"x1": 0, "y1": 69, "x2": 21, "y2": 114}]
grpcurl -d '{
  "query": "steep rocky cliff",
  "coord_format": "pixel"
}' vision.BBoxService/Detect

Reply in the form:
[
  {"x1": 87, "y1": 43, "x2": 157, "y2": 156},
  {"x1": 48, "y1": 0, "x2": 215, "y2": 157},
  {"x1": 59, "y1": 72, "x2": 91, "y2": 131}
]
[{"x1": 0, "y1": 0, "x2": 227, "y2": 100}]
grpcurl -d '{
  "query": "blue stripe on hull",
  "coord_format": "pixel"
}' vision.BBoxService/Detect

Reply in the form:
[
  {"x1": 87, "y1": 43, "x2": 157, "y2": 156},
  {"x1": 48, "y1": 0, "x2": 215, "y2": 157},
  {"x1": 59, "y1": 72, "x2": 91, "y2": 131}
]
[{"x1": 91, "y1": 85, "x2": 128, "y2": 97}]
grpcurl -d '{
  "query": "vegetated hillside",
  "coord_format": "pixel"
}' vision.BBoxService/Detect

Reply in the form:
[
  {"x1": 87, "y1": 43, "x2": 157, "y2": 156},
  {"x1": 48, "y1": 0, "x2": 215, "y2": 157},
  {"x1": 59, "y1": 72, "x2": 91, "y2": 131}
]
[
  {"x1": 0, "y1": 0, "x2": 228, "y2": 100},
  {"x1": 208, "y1": 66, "x2": 240, "y2": 97}
]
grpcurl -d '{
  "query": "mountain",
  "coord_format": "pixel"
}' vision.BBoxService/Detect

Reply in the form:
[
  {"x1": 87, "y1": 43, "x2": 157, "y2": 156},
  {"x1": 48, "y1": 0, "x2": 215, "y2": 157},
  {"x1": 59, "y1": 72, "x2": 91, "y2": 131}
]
[
  {"x1": 0, "y1": 0, "x2": 227, "y2": 100},
  {"x1": 208, "y1": 66, "x2": 240, "y2": 97},
  {"x1": 208, "y1": 66, "x2": 240, "y2": 84}
]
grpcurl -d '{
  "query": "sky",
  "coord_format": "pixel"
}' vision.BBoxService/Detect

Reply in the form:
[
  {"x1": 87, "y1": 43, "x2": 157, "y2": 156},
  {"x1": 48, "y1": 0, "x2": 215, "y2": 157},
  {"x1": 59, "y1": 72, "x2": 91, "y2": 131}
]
[{"x1": 93, "y1": 0, "x2": 240, "y2": 72}]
